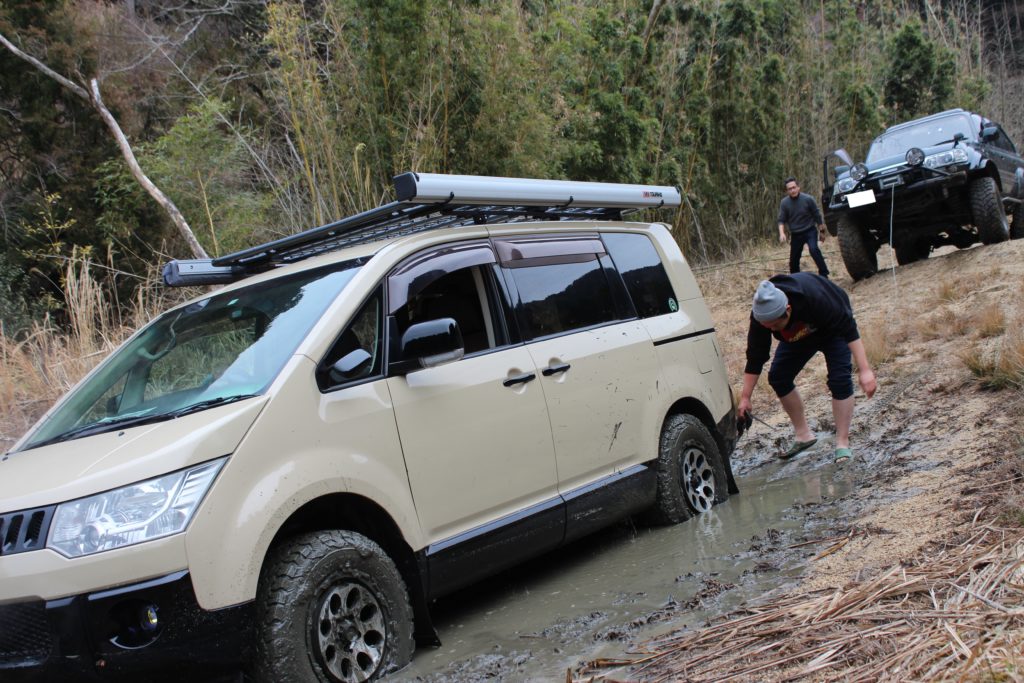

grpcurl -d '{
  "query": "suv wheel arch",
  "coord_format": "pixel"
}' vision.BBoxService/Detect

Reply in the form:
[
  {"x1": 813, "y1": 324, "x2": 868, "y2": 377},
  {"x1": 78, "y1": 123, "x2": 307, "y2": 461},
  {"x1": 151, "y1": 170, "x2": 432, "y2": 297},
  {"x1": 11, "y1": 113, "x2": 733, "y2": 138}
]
[{"x1": 263, "y1": 493, "x2": 438, "y2": 648}]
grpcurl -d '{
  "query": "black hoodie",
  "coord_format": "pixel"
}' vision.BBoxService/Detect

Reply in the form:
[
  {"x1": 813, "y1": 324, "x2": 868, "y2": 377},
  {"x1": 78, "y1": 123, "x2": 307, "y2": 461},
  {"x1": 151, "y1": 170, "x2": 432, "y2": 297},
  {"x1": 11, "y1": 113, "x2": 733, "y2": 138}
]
[{"x1": 744, "y1": 273, "x2": 859, "y2": 375}]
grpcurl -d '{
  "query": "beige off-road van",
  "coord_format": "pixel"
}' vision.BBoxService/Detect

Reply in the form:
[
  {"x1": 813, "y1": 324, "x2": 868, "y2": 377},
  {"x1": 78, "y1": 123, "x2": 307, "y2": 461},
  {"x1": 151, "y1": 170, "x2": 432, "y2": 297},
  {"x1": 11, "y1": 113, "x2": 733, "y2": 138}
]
[{"x1": 0, "y1": 173, "x2": 738, "y2": 682}]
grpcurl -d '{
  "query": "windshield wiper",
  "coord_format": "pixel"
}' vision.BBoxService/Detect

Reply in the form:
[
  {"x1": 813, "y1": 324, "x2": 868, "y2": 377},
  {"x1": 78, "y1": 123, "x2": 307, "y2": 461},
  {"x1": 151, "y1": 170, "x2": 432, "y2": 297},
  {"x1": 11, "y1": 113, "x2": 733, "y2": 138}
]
[
  {"x1": 167, "y1": 394, "x2": 259, "y2": 418},
  {"x1": 29, "y1": 411, "x2": 170, "y2": 449},
  {"x1": 26, "y1": 394, "x2": 259, "y2": 450}
]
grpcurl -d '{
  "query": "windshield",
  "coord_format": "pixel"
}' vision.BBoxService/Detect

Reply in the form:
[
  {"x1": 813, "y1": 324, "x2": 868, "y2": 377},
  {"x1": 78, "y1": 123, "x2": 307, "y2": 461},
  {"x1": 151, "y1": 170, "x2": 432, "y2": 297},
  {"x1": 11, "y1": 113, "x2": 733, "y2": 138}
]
[
  {"x1": 19, "y1": 260, "x2": 363, "y2": 452},
  {"x1": 866, "y1": 114, "x2": 976, "y2": 162}
]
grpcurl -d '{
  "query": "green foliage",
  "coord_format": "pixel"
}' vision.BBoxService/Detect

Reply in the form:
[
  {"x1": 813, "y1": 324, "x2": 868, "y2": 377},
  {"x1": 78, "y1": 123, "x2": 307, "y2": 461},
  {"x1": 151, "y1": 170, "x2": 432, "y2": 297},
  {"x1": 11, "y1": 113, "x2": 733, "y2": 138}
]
[
  {"x1": 884, "y1": 21, "x2": 956, "y2": 121},
  {"x1": 0, "y1": 253, "x2": 45, "y2": 338},
  {"x1": 1, "y1": 0, "x2": 1018, "y2": 328},
  {"x1": 97, "y1": 100, "x2": 275, "y2": 256}
]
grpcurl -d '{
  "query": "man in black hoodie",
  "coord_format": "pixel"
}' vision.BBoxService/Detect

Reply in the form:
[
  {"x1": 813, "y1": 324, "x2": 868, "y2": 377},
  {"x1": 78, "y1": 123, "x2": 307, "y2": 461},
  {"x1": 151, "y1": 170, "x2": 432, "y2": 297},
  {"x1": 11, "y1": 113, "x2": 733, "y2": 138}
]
[{"x1": 737, "y1": 273, "x2": 876, "y2": 462}]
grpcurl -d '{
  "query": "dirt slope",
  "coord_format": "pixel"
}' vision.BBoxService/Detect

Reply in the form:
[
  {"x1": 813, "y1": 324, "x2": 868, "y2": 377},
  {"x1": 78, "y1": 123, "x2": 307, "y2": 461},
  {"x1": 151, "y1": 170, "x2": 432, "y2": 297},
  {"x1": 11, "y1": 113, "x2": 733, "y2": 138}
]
[{"x1": 575, "y1": 237, "x2": 1024, "y2": 681}]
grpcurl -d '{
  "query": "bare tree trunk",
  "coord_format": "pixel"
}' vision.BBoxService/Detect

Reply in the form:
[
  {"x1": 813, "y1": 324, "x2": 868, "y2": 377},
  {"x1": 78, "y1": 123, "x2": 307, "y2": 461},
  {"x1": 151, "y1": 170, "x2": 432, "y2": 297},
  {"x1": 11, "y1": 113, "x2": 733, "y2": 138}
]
[{"x1": 0, "y1": 30, "x2": 208, "y2": 259}]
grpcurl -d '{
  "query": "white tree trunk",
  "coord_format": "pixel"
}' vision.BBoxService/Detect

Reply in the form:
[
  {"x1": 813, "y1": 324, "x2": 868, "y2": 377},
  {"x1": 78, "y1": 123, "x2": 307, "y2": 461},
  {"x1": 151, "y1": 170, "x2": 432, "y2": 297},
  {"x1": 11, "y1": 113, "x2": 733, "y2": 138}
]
[{"x1": 0, "y1": 30, "x2": 208, "y2": 260}]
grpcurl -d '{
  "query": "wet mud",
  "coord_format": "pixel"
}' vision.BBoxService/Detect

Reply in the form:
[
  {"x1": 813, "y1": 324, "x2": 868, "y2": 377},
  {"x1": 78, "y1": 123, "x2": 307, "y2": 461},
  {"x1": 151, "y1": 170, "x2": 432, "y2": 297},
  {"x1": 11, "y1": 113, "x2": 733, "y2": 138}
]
[{"x1": 392, "y1": 440, "x2": 866, "y2": 683}]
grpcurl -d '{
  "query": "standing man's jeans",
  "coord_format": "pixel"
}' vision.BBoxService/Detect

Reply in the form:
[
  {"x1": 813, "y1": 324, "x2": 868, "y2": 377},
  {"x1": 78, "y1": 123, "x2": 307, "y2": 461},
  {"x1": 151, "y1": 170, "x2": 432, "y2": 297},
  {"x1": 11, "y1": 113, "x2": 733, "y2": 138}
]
[{"x1": 789, "y1": 229, "x2": 829, "y2": 276}]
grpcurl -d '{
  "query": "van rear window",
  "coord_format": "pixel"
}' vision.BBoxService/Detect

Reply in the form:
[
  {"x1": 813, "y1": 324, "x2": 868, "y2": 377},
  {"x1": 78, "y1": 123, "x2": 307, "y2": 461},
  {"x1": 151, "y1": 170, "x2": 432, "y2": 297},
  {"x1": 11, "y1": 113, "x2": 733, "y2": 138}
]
[{"x1": 602, "y1": 233, "x2": 677, "y2": 318}]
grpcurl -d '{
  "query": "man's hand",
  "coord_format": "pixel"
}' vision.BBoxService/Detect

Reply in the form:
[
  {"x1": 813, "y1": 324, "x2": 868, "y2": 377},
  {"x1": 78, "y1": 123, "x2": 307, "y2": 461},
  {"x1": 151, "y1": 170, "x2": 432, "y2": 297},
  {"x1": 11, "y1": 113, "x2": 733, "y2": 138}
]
[
  {"x1": 778, "y1": 231, "x2": 787, "y2": 243},
  {"x1": 738, "y1": 396, "x2": 753, "y2": 419},
  {"x1": 818, "y1": 225, "x2": 827, "y2": 241},
  {"x1": 859, "y1": 368, "x2": 877, "y2": 398}
]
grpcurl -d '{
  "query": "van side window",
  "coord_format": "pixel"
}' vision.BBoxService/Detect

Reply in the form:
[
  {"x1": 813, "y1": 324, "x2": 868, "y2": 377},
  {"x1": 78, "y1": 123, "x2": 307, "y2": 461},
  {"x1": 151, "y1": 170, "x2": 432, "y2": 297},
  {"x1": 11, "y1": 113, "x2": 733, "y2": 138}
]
[
  {"x1": 396, "y1": 266, "x2": 507, "y2": 354},
  {"x1": 317, "y1": 287, "x2": 384, "y2": 391},
  {"x1": 506, "y1": 257, "x2": 617, "y2": 340},
  {"x1": 602, "y1": 232, "x2": 678, "y2": 318},
  {"x1": 389, "y1": 243, "x2": 509, "y2": 357}
]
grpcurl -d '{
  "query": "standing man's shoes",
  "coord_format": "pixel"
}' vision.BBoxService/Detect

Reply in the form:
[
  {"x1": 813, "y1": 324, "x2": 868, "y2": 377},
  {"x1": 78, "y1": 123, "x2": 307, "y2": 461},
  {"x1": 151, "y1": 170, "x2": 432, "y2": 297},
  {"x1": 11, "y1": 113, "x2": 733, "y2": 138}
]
[{"x1": 778, "y1": 438, "x2": 817, "y2": 460}]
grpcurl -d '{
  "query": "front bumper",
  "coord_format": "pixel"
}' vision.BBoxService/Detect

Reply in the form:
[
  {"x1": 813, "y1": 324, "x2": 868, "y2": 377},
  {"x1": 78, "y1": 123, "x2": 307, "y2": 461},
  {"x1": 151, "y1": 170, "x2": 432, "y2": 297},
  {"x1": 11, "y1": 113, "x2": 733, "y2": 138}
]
[
  {"x1": 830, "y1": 171, "x2": 970, "y2": 224},
  {"x1": 0, "y1": 571, "x2": 252, "y2": 682}
]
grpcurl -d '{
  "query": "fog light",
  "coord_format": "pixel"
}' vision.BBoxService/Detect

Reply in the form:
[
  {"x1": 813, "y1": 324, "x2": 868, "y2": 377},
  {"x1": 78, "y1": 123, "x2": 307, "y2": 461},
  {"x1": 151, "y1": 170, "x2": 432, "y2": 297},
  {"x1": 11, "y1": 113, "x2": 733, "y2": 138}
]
[
  {"x1": 140, "y1": 604, "x2": 159, "y2": 632},
  {"x1": 850, "y1": 163, "x2": 868, "y2": 181},
  {"x1": 905, "y1": 147, "x2": 925, "y2": 166}
]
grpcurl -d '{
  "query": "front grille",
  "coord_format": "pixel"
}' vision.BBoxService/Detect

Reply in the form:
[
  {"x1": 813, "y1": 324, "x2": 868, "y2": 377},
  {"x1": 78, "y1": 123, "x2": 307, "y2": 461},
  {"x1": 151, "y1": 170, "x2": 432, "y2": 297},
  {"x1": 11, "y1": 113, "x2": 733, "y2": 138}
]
[
  {"x1": 0, "y1": 506, "x2": 55, "y2": 555},
  {"x1": 0, "y1": 601, "x2": 52, "y2": 664}
]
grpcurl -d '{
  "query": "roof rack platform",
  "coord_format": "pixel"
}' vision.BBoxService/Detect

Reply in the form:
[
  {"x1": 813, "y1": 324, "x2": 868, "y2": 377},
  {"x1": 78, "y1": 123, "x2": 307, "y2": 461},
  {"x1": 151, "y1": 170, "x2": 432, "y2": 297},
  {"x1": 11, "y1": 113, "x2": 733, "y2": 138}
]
[{"x1": 162, "y1": 172, "x2": 681, "y2": 287}]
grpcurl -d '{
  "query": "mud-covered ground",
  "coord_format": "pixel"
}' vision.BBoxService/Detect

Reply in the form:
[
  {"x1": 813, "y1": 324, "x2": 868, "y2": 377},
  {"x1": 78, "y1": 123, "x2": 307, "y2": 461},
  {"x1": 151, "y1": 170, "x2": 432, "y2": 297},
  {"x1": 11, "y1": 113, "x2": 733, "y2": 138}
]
[{"x1": 394, "y1": 238, "x2": 1024, "y2": 682}]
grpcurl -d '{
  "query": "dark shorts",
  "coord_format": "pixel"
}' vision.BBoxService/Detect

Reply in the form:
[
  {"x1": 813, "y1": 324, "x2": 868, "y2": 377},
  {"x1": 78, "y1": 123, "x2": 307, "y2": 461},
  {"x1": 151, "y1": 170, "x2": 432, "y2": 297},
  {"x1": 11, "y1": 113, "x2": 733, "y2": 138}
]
[{"x1": 768, "y1": 335, "x2": 853, "y2": 400}]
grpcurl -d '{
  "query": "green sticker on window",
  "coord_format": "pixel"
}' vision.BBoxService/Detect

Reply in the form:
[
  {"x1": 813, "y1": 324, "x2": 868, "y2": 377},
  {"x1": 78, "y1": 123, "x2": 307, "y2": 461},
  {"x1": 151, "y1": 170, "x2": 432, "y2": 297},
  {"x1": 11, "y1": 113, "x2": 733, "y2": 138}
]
[{"x1": 668, "y1": 298, "x2": 678, "y2": 312}]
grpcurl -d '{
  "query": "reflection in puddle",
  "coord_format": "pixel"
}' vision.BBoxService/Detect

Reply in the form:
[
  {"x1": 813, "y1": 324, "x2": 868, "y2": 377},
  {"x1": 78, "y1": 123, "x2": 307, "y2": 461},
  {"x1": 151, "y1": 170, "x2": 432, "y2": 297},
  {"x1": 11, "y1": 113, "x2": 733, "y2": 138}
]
[{"x1": 394, "y1": 463, "x2": 855, "y2": 682}]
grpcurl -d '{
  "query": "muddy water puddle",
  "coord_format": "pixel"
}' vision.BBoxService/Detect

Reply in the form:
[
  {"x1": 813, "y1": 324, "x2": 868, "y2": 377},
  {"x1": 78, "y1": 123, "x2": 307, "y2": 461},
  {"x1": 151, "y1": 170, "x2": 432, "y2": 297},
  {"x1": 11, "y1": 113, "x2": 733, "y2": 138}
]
[{"x1": 394, "y1": 454, "x2": 858, "y2": 682}]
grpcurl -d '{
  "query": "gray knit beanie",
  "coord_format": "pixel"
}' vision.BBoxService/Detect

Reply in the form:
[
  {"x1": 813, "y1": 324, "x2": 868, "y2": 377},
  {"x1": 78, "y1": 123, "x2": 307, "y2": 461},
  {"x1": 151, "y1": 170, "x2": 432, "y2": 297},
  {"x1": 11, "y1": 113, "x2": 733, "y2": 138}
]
[{"x1": 752, "y1": 280, "x2": 788, "y2": 322}]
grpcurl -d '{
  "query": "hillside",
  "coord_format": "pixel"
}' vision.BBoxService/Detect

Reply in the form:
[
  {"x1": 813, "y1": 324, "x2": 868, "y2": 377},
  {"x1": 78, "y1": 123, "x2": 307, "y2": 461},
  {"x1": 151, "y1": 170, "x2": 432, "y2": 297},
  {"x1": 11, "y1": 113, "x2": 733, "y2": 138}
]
[{"x1": 574, "y1": 237, "x2": 1024, "y2": 681}]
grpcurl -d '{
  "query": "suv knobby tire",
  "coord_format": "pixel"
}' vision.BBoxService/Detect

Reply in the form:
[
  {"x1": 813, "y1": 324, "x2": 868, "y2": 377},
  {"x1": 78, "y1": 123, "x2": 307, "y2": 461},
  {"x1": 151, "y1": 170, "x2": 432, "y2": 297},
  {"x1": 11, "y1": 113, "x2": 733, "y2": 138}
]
[
  {"x1": 646, "y1": 414, "x2": 728, "y2": 525},
  {"x1": 837, "y1": 213, "x2": 878, "y2": 281},
  {"x1": 1011, "y1": 202, "x2": 1024, "y2": 240},
  {"x1": 970, "y1": 176, "x2": 1010, "y2": 244},
  {"x1": 254, "y1": 530, "x2": 414, "y2": 683}
]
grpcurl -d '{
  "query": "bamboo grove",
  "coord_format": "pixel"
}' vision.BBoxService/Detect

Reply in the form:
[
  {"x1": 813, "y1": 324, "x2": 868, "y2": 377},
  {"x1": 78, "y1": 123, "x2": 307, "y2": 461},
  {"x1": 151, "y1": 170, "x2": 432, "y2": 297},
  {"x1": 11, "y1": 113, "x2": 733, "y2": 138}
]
[{"x1": 1, "y1": 0, "x2": 1022, "y2": 334}]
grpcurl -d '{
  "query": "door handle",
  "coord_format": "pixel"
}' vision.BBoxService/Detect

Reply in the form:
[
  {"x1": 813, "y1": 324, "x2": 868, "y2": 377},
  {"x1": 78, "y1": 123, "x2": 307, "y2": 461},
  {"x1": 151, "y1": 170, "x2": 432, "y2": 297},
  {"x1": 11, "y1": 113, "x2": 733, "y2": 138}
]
[
  {"x1": 503, "y1": 372, "x2": 536, "y2": 387},
  {"x1": 542, "y1": 363, "x2": 571, "y2": 376}
]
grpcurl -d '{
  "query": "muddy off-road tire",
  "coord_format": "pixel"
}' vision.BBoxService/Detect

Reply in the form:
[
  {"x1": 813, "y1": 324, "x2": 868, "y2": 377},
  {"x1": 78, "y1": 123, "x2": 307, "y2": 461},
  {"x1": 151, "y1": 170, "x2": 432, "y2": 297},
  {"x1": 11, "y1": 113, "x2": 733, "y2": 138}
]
[
  {"x1": 970, "y1": 176, "x2": 1010, "y2": 244},
  {"x1": 254, "y1": 530, "x2": 414, "y2": 683},
  {"x1": 645, "y1": 414, "x2": 728, "y2": 525},
  {"x1": 894, "y1": 240, "x2": 930, "y2": 265},
  {"x1": 1011, "y1": 202, "x2": 1024, "y2": 240},
  {"x1": 837, "y1": 213, "x2": 878, "y2": 281}
]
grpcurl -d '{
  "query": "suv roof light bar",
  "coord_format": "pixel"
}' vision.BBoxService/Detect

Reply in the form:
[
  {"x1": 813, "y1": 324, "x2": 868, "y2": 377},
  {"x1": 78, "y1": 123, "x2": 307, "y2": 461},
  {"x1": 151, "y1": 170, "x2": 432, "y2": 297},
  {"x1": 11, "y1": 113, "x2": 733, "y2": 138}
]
[{"x1": 162, "y1": 172, "x2": 681, "y2": 287}]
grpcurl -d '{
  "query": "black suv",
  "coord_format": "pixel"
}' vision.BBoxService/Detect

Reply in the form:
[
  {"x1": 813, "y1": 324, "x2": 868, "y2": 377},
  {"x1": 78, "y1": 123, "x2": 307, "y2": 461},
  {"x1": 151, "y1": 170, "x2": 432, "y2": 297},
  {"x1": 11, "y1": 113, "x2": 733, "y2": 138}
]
[{"x1": 822, "y1": 108, "x2": 1024, "y2": 280}]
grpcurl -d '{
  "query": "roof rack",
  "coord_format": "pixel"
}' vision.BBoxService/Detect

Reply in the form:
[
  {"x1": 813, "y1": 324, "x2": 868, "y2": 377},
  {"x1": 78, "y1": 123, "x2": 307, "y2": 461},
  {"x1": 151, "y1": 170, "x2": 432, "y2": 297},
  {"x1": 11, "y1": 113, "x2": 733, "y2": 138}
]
[{"x1": 162, "y1": 172, "x2": 682, "y2": 287}]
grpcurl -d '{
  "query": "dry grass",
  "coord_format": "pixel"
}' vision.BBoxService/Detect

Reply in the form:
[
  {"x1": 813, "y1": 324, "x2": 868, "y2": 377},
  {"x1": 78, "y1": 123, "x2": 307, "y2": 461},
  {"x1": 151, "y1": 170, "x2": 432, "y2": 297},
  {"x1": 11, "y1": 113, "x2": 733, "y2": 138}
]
[
  {"x1": 935, "y1": 272, "x2": 992, "y2": 304},
  {"x1": 860, "y1": 317, "x2": 903, "y2": 367},
  {"x1": 916, "y1": 307, "x2": 971, "y2": 340},
  {"x1": 573, "y1": 523, "x2": 1024, "y2": 683},
  {"x1": 960, "y1": 329, "x2": 1024, "y2": 391},
  {"x1": 0, "y1": 261, "x2": 176, "y2": 447},
  {"x1": 973, "y1": 303, "x2": 1007, "y2": 339}
]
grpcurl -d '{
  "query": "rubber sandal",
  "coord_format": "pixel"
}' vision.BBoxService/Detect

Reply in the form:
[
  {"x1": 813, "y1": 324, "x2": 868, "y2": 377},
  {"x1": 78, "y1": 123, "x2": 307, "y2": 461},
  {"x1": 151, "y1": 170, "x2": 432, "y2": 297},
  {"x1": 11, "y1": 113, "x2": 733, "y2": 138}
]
[
  {"x1": 834, "y1": 447, "x2": 852, "y2": 464},
  {"x1": 778, "y1": 438, "x2": 817, "y2": 460}
]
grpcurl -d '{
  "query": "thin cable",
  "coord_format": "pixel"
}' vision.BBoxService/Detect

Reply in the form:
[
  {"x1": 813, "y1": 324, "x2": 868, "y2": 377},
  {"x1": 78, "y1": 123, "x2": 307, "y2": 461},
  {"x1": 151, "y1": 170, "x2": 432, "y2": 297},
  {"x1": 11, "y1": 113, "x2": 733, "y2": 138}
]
[{"x1": 889, "y1": 187, "x2": 898, "y2": 292}]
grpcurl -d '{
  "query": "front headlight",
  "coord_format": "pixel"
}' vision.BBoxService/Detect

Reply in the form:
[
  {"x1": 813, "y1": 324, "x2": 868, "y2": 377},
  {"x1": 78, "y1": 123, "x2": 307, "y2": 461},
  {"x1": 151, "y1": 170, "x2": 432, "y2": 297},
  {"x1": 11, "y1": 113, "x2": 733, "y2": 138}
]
[
  {"x1": 47, "y1": 458, "x2": 226, "y2": 558},
  {"x1": 924, "y1": 147, "x2": 969, "y2": 169},
  {"x1": 835, "y1": 177, "x2": 859, "y2": 195}
]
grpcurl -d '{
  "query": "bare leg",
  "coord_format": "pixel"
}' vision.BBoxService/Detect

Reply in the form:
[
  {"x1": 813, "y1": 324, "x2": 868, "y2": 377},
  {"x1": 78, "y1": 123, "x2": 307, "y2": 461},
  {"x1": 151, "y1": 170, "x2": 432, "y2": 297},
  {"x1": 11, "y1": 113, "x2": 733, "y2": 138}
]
[
  {"x1": 778, "y1": 388, "x2": 814, "y2": 442},
  {"x1": 832, "y1": 396, "x2": 854, "y2": 448}
]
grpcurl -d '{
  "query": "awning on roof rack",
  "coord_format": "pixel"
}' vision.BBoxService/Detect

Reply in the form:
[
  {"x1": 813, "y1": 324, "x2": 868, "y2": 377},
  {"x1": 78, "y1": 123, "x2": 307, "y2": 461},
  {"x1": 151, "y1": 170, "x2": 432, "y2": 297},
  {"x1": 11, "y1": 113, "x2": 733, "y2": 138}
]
[{"x1": 162, "y1": 172, "x2": 681, "y2": 288}]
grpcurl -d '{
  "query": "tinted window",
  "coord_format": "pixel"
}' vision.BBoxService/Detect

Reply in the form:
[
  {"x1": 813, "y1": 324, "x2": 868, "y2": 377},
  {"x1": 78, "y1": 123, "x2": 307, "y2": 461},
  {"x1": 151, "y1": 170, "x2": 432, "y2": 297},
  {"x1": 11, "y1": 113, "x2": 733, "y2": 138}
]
[
  {"x1": 317, "y1": 287, "x2": 384, "y2": 390},
  {"x1": 996, "y1": 129, "x2": 1017, "y2": 153},
  {"x1": 509, "y1": 256, "x2": 617, "y2": 339},
  {"x1": 393, "y1": 264, "x2": 507, "y2": 354},
  {"x1": 603, "y1": 233, "x2": 677, "y2": 318}
]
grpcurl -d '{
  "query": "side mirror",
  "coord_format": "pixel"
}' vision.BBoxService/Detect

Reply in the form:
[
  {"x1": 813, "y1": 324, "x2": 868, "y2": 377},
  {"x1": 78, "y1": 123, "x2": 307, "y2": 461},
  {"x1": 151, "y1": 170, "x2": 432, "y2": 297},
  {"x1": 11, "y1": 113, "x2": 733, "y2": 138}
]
[
  {"x1": 329, "y1": 348, "x2": 373, "y2": 382},
  {"x1": 981, "y1": 126, "x2": 998, "y2": 141},
  {"x1": 399, "y1": 318, "x2": 464, "y2": 371}
]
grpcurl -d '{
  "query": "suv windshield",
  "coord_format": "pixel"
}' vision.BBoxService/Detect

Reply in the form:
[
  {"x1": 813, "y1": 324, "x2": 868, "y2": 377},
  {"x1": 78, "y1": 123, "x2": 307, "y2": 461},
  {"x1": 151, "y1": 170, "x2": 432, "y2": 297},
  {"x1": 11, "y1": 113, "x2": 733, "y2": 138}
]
[
  {"x1": 866, "y1": 114, "x2": 975, "y2": 162},
  {"x1": 19, "y1": 260, "x2": 363, "y2": 452}
]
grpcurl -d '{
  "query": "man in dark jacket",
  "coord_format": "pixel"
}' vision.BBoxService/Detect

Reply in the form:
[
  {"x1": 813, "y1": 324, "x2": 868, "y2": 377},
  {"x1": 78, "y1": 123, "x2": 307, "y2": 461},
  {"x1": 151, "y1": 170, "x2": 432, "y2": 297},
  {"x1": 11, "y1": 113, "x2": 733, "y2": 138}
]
[
  {"x1": 778, "y1": 177, "x2": 829, "y2": 277},
  {"x1": 737, "y1": 273, "x2": 876, "y2": 462}
]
